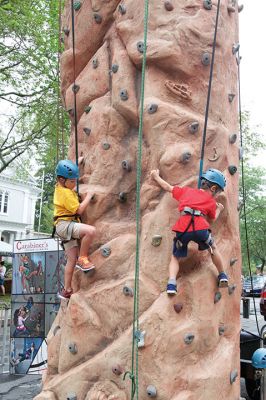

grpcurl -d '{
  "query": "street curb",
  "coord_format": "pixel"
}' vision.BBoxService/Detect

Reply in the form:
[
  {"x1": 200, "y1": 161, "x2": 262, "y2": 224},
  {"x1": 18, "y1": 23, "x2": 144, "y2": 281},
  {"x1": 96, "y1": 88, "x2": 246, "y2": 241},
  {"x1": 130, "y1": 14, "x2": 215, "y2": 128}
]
[{"x1": 0, "y1": 374, "x2": 41, "y2": 395}]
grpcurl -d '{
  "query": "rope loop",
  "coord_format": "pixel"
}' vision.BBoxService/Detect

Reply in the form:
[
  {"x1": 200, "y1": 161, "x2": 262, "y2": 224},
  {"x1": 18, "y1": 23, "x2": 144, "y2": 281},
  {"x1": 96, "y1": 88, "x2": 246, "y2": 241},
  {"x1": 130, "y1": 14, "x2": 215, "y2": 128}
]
[{"x1": 123, "y1": 371, "x2": 136, "y2": 397}]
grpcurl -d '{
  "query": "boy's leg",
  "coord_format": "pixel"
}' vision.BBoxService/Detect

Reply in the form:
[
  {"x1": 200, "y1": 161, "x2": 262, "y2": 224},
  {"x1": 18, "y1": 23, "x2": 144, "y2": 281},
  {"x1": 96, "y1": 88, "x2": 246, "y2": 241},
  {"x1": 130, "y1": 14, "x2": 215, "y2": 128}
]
[
  {"x1": 59, "y1": 246, "x2": 78, "y2": 299},
  {"x1": 167, "y1": 256, "x2": 180, "y2": 295},
  {"x1": 78, "y1": 224, "x2": 96, "y2": 257},
  {"x1": 208, "y1": 244, "x2": 228, "y2": 287}
]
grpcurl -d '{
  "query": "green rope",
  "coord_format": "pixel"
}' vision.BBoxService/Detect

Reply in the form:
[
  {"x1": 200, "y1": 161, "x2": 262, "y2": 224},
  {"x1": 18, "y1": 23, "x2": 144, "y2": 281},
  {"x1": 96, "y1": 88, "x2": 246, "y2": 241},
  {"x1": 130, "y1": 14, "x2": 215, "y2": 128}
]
[{"x1": 129, "y1": 1, "x2": 149, "y2": 399}]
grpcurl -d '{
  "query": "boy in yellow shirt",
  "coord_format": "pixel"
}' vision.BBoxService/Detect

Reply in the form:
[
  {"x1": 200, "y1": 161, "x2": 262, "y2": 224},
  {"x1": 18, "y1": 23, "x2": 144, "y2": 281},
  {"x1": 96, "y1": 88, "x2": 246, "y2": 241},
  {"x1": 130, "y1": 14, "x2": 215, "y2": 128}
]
[{"x1": 54, "y1": 160, "x2": 96, "y2": 300}]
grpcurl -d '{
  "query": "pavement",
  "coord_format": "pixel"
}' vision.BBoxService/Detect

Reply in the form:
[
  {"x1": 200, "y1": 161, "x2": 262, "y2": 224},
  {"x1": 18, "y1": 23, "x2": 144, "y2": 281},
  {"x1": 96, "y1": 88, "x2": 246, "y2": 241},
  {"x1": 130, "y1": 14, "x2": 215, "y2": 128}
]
[{"x1": 0, "y1": 297, "x2": 264, "y2": 400}]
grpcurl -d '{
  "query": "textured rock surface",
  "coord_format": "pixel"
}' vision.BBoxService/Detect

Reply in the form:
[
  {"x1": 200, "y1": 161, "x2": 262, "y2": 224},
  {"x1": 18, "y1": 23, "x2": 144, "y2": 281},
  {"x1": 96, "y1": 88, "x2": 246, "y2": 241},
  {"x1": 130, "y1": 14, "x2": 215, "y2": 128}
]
[{"x1": 36, "y1": 0, "x2": 242, "y2": 399}]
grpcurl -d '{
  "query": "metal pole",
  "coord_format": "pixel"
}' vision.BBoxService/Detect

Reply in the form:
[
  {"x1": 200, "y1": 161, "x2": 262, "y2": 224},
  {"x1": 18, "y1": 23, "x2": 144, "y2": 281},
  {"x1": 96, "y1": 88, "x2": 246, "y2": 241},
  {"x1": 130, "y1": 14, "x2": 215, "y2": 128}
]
[{"x1": 38, "y1": 170, "x2": 45, "y2": 233}]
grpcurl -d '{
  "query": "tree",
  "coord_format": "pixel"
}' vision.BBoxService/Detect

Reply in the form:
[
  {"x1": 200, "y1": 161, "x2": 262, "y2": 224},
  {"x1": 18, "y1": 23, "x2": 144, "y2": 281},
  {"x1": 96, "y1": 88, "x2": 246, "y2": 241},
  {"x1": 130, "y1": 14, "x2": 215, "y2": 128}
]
[
  {"x1": 0, "y1": 0, "x2": 68, "y2": 172},
  {"x1": 239, "y1": 112, "x2": 266, "y2": 274}
]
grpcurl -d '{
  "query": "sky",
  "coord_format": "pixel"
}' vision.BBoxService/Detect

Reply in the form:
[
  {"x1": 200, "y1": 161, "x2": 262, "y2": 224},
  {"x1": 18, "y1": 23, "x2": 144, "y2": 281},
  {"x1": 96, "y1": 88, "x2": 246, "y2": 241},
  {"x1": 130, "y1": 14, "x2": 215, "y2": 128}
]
[{"x1": 239, "y1": 0, "x2": 266, "y2": 165}]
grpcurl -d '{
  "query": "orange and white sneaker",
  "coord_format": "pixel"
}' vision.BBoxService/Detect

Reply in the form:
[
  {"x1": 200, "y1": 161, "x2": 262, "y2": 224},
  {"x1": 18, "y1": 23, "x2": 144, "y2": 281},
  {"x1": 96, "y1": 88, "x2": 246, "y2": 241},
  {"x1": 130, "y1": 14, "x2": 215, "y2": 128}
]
[{"x1": 76, "y1": 256, "x2": 95, "y2": 272}]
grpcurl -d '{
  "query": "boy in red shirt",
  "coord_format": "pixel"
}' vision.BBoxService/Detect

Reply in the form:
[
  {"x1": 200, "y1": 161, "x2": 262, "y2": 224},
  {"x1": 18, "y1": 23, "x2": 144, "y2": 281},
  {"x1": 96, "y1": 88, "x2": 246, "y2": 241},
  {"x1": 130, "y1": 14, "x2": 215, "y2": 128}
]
[{"x1": 151, "y1": 168, "x2": 228, "y2": 295}]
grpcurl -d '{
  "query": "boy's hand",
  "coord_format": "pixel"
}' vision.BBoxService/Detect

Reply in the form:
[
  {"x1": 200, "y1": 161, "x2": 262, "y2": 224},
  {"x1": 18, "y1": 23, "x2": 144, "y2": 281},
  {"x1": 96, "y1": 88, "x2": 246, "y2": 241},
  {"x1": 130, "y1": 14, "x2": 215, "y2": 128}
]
[
  {"x1": 151, "y1": 169, "x2": 160, "y2": 180},
  {"x1": 216, "y1": 202, "x2": 224, "y2": 211}
]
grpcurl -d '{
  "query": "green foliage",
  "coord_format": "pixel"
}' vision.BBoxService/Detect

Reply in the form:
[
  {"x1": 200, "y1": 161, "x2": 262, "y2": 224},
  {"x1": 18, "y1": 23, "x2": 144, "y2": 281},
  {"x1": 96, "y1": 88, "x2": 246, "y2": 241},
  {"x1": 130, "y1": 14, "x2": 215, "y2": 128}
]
[
  {"x1": 0, "y1": 0, "x2": 69, "y2": 173},
  {"x1": 240, "y1": 112, "x2": 266, "y2": 275}
]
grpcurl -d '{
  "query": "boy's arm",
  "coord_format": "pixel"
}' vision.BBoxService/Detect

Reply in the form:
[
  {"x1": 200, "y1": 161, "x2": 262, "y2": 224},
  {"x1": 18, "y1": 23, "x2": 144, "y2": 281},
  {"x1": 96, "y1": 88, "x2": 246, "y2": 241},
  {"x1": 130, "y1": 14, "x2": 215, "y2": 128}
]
[
  {"x1": 151, "y1": 169, "x2": 173, "y2": 192},
  {"x1": 206, "y1": 202, "x2": 224, "y2": 223},
  {"x1": 76, "y1": 192, "x2": 93, "y2": 215}
]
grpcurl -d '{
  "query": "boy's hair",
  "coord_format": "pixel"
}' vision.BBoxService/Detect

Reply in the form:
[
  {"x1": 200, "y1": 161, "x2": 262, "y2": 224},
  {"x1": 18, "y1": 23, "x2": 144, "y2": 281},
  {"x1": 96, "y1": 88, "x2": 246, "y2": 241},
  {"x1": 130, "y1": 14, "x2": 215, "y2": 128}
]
[{"x1": 201, "y1": 178, "x2": 221, "y2": 194}]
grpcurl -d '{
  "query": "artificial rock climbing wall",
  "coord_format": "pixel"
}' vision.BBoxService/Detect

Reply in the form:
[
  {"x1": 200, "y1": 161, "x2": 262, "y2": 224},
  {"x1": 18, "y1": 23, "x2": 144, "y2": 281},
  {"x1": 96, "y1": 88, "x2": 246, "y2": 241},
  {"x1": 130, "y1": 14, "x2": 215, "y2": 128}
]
[{"x1": 36, "y1": 1, "x2": 243, "y2": 399}]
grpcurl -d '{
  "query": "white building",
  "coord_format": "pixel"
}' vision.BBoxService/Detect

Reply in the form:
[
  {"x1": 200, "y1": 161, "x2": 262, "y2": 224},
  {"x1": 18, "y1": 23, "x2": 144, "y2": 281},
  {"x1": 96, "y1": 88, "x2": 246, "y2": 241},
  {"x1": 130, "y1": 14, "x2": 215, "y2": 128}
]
[{"x1": 0, "y1": 169, "x2": 42, "y2": 245}]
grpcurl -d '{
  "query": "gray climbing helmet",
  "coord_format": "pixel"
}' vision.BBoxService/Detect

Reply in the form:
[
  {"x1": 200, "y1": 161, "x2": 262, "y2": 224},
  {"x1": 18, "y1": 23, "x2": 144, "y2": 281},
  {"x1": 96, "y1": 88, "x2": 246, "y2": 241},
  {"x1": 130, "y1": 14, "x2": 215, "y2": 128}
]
[{"x1": 200, "y1": 168, "x2": 226, "y2": 191}]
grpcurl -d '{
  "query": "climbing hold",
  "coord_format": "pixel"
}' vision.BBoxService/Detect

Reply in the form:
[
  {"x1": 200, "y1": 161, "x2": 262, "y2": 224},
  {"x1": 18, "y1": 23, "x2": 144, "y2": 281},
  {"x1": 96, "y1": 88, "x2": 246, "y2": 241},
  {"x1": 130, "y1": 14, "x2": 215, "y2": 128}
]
[
  {"x1": 214, "y1": 291, "x2": 222, "y2": 304},
  {"x1": 228, "y1": 284, "x2": 237, "y2": 295},
  {"x1": 102, "y1": 142, "x2": 110, "y2": 150},
  {"x1": 112, "y1": 364, "x2": 123, "y2": 376},
  {"x1": 239, "y1": 147, "x2": 244, "y2": 160},
  {"x1": 173, "y1": 303, "x2": 183, "y2": 314},
  {"x1": 84, "y1": 105, "x2": 92, "y2": 113},
  {"x1": 120, "y1": 89, "x2": 128, "y2": 101},
  {"x1": 83, "y1": 128, "x2": 91, "y2": 136},
  {"x1": 111, "y1": 63, "x2": 119, "y2": 73},
  {"x1": 73, "y1": 1, "x2": 81, "y2": 11},
  {"x1": 123, "y1": 285, "x2": 134, "y2": 297},
  {"x1": 72, "y1": 84, "x2": 80, "y2": 93},
  {"x1": 227, "y1": 5, "x2": 235, "y2": 13},
  {"x1": 135, "y1": 330, "x2": 146, "y2": 348},
  {"x1": 208, "y1": 147, "x2": 220, "y2": 162},
  {"x1": 164, "y1": 1, "x2": 174, "y2": 11},
  {"x1": 219, "y1": 326, "x2": 225, "y2": 336},
  {"x1": 203, "y1": 0, "x2": 212, "y2": 10},
  {"x1": 67, "y1": 394, "x2": 77, "y2": 400},
  {"x1": 101, "y1": 246, "x2": 111, "y2": 258},
  {"x1": 68, "y1": 109, "x2": 74, "y2": 117},
  {"x1": 229, "y1": 133, "x2": 237, "y2": 144},
  {"x1": 119, "y1": 192, "x2": 127, "y2": 203},
  {"x1": 238, "y1": 4, "x2": 244, "y2": 12},
  {"x1": 228, "y1": 93, "x2": 235, "y2": 103},
  {"x1": 230, "y1": 369, "x2": 238, "y2": 384},
  {"x1": 147, "y1": 385, "x2": 157, "y2": 398},
  {"x1": 53, "y1": 325, "x2": 60, "y2": 336},
  {"x1": 121, "y1": 160, "x2": 132, "y2": 172},
  {"x1": 118, "y1": 4, "x2": 126, "y2": 15},
  {"x1": 230, "y1": 258, "x2": 238, "y2": 266},
  {"x1": 92, "y1": 58, "x2": 99, "y2": 69},
  {"x1": 63, "y1": 27, "x2": 70, "y2": 36},
  {"x1": 184, "y1": 333, "x2": 195, "y2": 345},
  {"x1": 237, "y1": 201, "x2": 243, "y2": 212},
  {"x1": 93, "y1": 13, "x2": 102, "y2": 24},
  {"x1": 68, "y1": 343, "x2": 77, "y2": 355},
  {"x1": 151, "y1": 234, "x2": 162, "y2": 247},
  {"x1": 90, "y1": 194, "x2": 97, "y2": 203},
  {"x1": 232, "y1": 43, "x2": 240, "y2": 55},
  {"x1": 188, "y1": 121, "x2": 199, "y2": 134},
  {"x1": 201, "y1": 52, "x2": 211, "y2": 66},
  {"x1": 147, "y1": 103, "x2": 158, "y2": 114},
  {"x1": 228, "y1": 165, "x2": 237, "y2": 175},
  {"x1": 137, "y1": 41, "x2": 144, "y2": 54},
  {"x1": 180, "y1": 152, "x2": 192, "y2": 164}
]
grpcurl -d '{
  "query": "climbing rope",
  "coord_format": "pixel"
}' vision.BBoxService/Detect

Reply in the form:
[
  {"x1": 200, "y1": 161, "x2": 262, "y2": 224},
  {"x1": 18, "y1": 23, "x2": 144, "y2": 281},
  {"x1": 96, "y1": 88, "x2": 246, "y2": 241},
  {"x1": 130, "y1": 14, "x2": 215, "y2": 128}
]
[
  {"x1": 70, "y1": 0, "x2": 79, "y2": 192},
  {"x1": 197, "y1": 0, "x2": 221, "y2": 187},
  {"x1": 124, "y1": 1, "x2": 149, "y2": 399},
  {"x1": 236, "y1": 51, "x2": 260, "y2": 336},
  {"x1": 56, "y1": 0, "x2": 63, "y2": 163}
]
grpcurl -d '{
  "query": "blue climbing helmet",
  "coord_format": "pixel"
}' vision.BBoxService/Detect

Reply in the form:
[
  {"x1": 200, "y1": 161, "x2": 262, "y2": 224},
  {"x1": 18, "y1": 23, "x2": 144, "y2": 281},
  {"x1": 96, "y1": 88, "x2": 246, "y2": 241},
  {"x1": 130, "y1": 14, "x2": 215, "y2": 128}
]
[
  {"x1": 252, "y1": 348, "x2": 266, "y2": 369},
  {"x1": 200, "y1": 168, "x2": 226, "y2": 191},
  {"x1": 55, "y1": 160, "x2": 79, "y2": 179}
]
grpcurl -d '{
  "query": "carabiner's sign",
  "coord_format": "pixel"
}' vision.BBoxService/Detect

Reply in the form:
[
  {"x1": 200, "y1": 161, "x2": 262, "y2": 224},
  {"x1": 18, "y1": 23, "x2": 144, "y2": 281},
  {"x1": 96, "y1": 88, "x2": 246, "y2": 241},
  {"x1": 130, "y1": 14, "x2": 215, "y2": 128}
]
[{"x1": 14, "y1": 238, "x2": 59, "y2": 254}]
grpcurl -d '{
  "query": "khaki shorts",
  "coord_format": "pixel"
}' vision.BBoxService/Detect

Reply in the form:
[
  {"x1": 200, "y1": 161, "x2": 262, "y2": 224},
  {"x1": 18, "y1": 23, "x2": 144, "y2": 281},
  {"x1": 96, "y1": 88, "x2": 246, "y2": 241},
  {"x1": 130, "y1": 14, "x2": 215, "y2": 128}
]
[{"x1": 55, "y1": 220, "x2": 81, "y2": 251}]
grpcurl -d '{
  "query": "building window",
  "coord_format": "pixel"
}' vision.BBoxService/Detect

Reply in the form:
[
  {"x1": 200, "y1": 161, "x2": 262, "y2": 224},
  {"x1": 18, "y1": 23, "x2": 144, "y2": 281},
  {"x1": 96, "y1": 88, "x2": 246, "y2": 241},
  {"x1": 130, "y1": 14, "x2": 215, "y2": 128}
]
[{"x1": 0, "y1": 191, "x2": 9, "y2": 214}]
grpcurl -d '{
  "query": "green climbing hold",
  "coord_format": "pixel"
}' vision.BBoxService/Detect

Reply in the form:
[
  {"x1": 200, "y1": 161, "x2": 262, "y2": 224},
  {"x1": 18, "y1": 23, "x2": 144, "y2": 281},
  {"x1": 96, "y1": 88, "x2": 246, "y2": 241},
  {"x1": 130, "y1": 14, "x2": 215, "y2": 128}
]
[
  {"x1": 214, "y1": 291, "x2": 222, "y2": 304},
  {"x1": 84, "y1": 105, "x2": 92, "y2": 113},
  {"x1": 73, "y1": 1, "x2": 82, "y2": 11}
]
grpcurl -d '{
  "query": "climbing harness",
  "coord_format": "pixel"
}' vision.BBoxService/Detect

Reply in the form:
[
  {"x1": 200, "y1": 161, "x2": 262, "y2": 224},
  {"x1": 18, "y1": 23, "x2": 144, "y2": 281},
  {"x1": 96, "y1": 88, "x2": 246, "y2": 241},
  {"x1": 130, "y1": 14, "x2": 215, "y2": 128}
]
[
  {"x1": 197, "y1": 0, "x2": 221, "y2": 187},
  {"x1": 123, "y1": 1, "x2": 149, "y2": 399}
]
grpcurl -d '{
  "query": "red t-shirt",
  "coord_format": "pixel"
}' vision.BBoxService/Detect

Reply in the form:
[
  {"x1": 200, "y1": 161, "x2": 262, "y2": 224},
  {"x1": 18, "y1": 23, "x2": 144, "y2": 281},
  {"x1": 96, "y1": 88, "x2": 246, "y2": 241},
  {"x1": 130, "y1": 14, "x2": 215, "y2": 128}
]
[{"x1": 171, "y1": 186, "x2": 216, "y2": 232}]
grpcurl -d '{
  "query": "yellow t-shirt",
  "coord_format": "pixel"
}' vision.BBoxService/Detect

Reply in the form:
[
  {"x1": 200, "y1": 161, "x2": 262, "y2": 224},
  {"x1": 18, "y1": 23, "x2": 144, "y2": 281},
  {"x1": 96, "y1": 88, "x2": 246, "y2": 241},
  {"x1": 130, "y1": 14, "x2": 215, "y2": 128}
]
[{"x1": 53, "y1": 184, "x2": 80, "y2": 224}]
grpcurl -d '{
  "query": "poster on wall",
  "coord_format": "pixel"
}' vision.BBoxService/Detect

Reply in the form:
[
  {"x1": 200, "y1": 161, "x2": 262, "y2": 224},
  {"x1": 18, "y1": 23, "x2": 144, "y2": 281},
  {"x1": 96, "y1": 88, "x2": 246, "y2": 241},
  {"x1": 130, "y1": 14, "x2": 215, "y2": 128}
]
[{"x1": 10, "y1": 238, "x2": 65, "y2": 375}]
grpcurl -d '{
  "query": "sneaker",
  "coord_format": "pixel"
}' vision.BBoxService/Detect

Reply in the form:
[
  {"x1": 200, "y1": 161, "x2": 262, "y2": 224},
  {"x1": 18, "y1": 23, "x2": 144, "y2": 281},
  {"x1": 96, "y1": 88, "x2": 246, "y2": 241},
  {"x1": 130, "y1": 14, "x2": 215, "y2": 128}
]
[
  {"x1": 166, "y1": 283, "x2": 177, "y2": 295},
  {"x1": 218, "y1": 272, "x2": 229, "y2": 288},
  {"x1": 58, "y1": 288, "x2": 73, "y2": 300},
  {"x1": 76, "y1": 257, "x2": 95, "y2": 272}
]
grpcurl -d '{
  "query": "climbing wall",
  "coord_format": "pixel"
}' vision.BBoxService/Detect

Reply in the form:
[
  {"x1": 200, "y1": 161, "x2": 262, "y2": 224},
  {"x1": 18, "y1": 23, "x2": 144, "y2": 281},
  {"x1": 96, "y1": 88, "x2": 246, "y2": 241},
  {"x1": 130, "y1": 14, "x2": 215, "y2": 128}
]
[{"x1": 35, "y1": 0, "x2": 243, "y2": 399}]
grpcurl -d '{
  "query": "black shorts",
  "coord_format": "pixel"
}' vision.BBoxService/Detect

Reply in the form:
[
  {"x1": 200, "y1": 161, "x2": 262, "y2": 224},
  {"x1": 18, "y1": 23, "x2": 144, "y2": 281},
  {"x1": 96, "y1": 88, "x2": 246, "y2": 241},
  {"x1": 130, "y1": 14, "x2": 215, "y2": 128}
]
[{"x1": 172, "y1": 229, "x2": 214, "y2": 258}]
